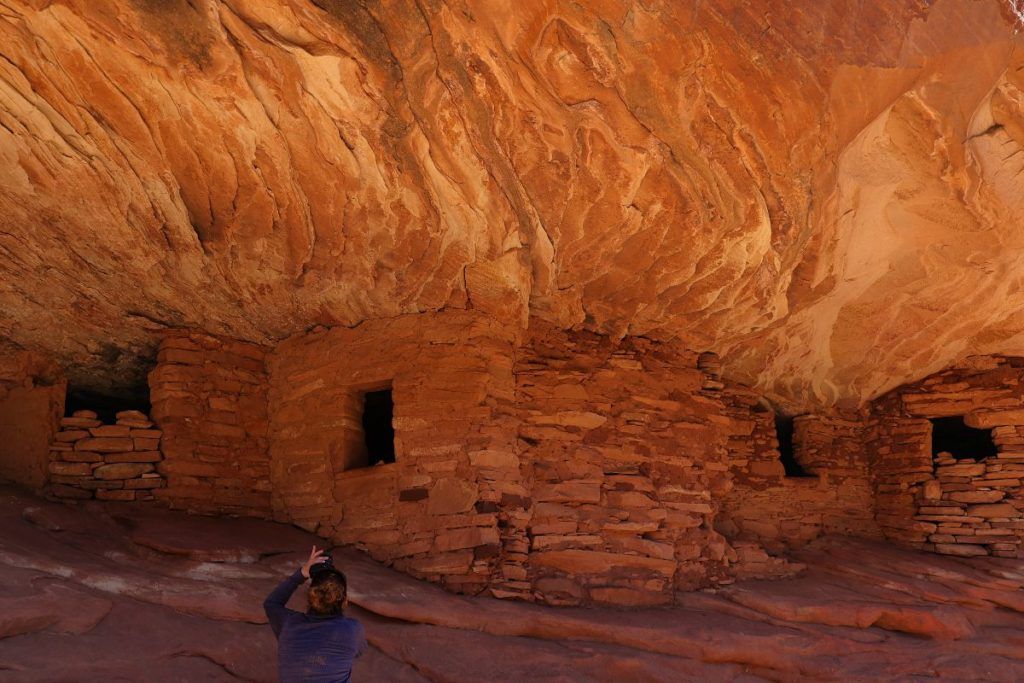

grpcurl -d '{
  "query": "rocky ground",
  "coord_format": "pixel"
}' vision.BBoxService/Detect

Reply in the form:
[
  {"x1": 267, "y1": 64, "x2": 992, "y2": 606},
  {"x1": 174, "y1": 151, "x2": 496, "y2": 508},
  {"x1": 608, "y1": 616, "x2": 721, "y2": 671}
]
[{"x1": 1, "y1": 485, "x2": 1022, "y2": 682}]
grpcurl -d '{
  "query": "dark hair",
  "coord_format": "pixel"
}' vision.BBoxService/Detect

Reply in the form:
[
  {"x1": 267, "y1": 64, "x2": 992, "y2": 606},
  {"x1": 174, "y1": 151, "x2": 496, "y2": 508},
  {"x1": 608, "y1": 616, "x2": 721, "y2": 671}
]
[{"x1": 308, "y1": 573, "x2": 347, "y2": 616}]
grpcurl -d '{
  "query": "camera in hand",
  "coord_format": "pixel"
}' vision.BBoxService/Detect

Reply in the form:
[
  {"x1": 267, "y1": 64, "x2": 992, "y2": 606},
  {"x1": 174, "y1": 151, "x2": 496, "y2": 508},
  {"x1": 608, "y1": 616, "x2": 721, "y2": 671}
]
[{"x1": 309, "y1": 552, "x2": 339, "y2": 583}]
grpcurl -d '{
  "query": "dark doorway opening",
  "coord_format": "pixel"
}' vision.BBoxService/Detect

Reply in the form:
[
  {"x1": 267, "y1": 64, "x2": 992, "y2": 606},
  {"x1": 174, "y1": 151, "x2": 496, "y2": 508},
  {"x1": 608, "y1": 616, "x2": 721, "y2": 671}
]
[
  {"x1": 361, "y1": 389, "x2": 395, "y2": 467},
  {"x1": 775, "y1": 415, "x2": 812, "y2": 477},
  {"x1": 930, "y1": 416, "x2": 997, "y2": 461}
]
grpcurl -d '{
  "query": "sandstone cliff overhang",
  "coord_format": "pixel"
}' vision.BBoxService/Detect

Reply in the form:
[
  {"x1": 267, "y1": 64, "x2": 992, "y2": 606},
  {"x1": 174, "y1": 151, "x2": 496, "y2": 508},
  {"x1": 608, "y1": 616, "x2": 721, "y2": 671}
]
[{"x1": 1, "y1": 0, "x2": 1023, "y2": 410}]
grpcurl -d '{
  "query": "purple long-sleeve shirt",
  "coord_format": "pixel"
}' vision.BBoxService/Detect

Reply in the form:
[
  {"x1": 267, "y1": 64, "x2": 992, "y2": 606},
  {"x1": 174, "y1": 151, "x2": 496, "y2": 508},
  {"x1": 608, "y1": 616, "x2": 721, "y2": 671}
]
[{"x1": 263, "y1": 570, "x2": 367, "y2": 683}]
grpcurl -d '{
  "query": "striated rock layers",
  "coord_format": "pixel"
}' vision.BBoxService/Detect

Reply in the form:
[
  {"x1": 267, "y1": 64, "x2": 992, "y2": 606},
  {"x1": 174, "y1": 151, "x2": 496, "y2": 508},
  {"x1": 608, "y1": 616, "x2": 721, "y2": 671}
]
[{"x1": 2, "y1": 0, "x2": 1024, "y2": 410}]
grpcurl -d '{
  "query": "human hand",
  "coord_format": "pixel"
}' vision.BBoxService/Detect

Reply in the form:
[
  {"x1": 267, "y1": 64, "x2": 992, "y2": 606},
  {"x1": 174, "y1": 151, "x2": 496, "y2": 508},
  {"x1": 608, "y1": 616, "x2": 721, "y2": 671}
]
[{"x1": 301, "y1": 545, "x2": 327, "y2": 579}]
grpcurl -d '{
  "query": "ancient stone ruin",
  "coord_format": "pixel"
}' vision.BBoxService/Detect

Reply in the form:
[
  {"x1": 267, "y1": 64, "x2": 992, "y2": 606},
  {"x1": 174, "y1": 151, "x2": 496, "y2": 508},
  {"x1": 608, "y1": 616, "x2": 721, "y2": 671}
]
[
  {"x1": 47, "y1": 408, "x2": 165, "y2": 502},
  {"x1": 2, "y1": 0, "x2": 1024, "y2": 679},
  {"x1": 3, "y1": 317, "x2": 1022, "y2": 609}
]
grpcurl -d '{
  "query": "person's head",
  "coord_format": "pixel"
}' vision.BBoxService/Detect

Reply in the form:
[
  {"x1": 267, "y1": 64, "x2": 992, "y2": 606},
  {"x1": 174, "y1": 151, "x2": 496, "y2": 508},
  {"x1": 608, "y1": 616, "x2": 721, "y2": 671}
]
[{"x1": 308, "y1": 571, "x2": 347, "y2": 616}]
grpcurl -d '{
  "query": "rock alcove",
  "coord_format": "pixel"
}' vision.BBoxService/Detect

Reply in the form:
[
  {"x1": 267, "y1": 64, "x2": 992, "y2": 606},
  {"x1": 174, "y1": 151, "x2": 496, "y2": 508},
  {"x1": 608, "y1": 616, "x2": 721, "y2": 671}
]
[{"x1": 1, "y1": 1, "x2": 1024, "y2": 679}]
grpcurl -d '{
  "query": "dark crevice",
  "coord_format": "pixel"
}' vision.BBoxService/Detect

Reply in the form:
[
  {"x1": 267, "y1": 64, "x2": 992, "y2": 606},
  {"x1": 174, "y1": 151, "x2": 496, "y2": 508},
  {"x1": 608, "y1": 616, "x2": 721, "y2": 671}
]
[
  {"x1": 966, "y1": 123, "x2": 1004, "y2": 141},
  {"x1": 775, "y1": 414, "x2": 812, "y2": 477},
  {"x1": 124, "y1": 310, "x2": 173, "y2": 329}
]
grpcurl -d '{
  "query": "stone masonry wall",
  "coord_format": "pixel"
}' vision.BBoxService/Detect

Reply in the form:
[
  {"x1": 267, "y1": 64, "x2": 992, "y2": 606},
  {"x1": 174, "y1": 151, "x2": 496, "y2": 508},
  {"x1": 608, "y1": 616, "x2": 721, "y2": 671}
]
[
  {"x1": 263, "y1": 318, "x2": 888, "y2": 604},
  {"x1": 715, "y1": 386, "x2": 879, "y2": 555},
  {"x1": 871, "y1": 416, "x2": 934, "y2": 547},
  {"x1": 0, "y1": 349, "x2": 64, "y2": 491},
  {"x1": 266, "y1": 311, "x2": 523, "y2": 596},
  {"x1": 46, "y1": 409, "x2": 165, "y2": 501},
  {"x1": 149, "y1": 331, "x2": 271, "y2": 517},
  {"x1": 21, "y1": 318, "x2": 1024, "y2": 602},
  {"x1": 795, "y1": 414, "x2": 879, "y2": 540},
  {"x1": 516, "y1": 326, "x2": 733, "y2": 606},
  {"x1": 871, "y1": 356, "x2": 1024, "y2": 559},
  {"x1": 119, "y1": 323, "x2": 1024, "y2": 600}
]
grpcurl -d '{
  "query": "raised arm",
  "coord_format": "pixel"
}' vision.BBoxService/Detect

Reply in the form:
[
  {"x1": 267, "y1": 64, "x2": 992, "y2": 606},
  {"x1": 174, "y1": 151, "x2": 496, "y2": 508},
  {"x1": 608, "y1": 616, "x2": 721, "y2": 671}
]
[
  {"x1": 263, "y1": 570, "x2": 304, "y2": 637},
  {"x1": 263, "y1": 546, "x2": 328, "y2": 637}
]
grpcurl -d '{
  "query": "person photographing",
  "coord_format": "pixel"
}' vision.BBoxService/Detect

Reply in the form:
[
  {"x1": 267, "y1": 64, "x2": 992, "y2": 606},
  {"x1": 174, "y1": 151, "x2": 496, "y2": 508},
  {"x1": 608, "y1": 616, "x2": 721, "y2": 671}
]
[{"x1": 263, "y1": 546, "x2": 367, "y2": 682}]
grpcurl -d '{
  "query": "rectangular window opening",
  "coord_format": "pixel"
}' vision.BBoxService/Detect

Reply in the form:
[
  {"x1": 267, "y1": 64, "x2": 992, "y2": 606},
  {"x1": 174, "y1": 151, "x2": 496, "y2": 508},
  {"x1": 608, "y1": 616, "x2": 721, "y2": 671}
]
[
  {"x1": 65, "y1": 386, "x2": 151, "y2": 424},
  {"x1": 360, "y1": 388, "x2": 395, "y2": 467},
  {"x1": 930, "y1": 416, "x2": 997, "y2": 462},
  {"x1": 775, "y1": 414, "x2": 813, "y2": 477}
]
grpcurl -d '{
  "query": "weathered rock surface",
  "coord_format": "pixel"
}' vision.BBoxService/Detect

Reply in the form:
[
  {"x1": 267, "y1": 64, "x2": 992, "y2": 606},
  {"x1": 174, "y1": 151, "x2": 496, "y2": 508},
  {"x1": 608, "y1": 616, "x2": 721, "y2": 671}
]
[
  {"x1": 1, "y1": 0, "x2": 1024, "y2": 409},
  {"x1": 1, "y1": 486, "x2": 1023, "y2": 681}
]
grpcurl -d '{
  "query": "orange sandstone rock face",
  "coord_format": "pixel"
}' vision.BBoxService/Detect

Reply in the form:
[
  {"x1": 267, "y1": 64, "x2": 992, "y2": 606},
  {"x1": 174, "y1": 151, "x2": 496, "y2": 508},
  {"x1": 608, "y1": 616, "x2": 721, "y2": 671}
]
[{"x1": 1, "y1": 1, "x2": 1023, "y2": 410}]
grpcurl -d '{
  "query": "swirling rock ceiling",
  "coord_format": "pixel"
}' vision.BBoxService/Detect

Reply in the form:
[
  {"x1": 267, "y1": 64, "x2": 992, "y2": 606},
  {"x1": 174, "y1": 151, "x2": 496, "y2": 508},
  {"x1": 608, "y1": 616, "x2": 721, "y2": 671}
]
[{"x1": 1, "y1": 0, "x2": 1023, "y2": 410}]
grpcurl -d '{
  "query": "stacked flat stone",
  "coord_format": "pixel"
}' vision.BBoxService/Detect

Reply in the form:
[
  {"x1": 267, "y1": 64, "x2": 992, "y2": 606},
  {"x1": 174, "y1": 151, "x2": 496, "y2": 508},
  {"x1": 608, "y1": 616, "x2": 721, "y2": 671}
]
[
  {"x1": 514, "y1": 330, "x2": 732, "y2": 606},
  {"x1": 149, "y1": 331, "x2": 271, "y2": 517},
  {"x1": 266, "y1": 313, "x2": 517, "y2": 600},
  {"x1": 873, "y1": 419, "x2": 937, "y2": 546},
  {"x1": 872, "y1": 357, "x2": 1024, "y2": 559},
  {"x1": 47, "y1": 409, "x2": 164, "y2": 501},
  {"x1": 717, "y1": 401, "x2": 880, "y2": 557},
  {"x1": 916, "y1": 443, "x2": 1024, "y2": 558}
]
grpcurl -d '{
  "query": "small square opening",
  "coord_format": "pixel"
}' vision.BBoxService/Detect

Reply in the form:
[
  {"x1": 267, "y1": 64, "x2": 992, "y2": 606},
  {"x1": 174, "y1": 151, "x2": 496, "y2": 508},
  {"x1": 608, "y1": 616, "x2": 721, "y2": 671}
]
[
  {"x1": 775, "y1": 414, "x2": 813, "y2": 477},
  {"x1": 359, "y1": 388, "x2": 395, "y2": 467},
  {"x1": 930, "y1": 416, "x2": 997, "y2": 462}
]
